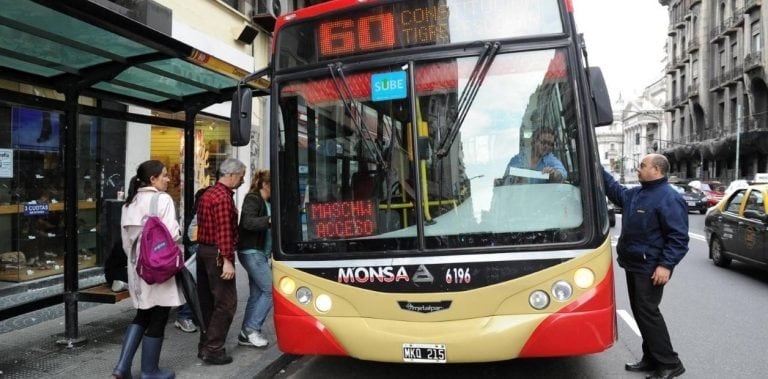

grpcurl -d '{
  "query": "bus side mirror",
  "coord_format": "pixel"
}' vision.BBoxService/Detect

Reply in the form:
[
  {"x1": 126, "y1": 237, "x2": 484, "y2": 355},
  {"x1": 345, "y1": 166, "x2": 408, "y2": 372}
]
[
  {"x1": 588, "y1": 67, "x2": 613, "y2": 127},
  {"x1": 230, "y1": 86, "x2": 253, "y2": 146}
]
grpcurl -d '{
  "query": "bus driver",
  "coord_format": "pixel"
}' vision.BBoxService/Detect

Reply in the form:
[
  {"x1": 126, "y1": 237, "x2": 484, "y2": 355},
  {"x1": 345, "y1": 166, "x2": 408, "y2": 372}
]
[{"x1": 502, "y1": 126, "x2": 567, "y2": 184}]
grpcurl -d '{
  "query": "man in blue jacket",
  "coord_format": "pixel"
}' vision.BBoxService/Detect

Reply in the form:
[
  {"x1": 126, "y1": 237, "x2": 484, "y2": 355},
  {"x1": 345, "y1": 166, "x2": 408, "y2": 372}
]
[{"x1": 603, "y1": 153, "x2": 688, "y2": 379}]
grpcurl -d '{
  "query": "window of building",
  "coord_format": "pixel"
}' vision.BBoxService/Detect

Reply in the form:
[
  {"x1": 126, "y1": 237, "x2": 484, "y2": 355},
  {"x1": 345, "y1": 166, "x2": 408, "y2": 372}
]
[
  {"x1": 719, "y1": 101, "x2": 725, "y2": 129},
  {"x1": 752, "y1": 21, "x2": 762, "y2": 54},
  {"x1": 692, "y1": 56, "x2": 699, "y2": 77},
  {"x1": 731, "y1": 41, "x2": 738, "y2": 68},
  {"x1": 718, "y1": 2, "x2": 726, "y2": 25},
  {"x1": 719, "y1": 48, "x2": 726, "y2": 77},
  {"x1": 635, "y1": 132, "x2": 640, "y2": 145}
]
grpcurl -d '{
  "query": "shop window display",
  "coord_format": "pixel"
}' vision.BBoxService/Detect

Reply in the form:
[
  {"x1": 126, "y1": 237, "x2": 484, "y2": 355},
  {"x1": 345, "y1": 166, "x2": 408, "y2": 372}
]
[{"x1": 0, "y1": 104, "x2": 122, "y2": 283}]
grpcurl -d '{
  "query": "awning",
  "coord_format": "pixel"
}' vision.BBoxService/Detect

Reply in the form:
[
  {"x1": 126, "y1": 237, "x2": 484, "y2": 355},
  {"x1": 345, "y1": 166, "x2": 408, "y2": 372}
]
[{"x1": 0, "y1": 0, "x2": 268, "y2": 113}]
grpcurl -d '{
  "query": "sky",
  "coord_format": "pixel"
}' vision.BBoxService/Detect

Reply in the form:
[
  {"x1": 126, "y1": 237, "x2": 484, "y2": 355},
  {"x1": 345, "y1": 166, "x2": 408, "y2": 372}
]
[{"x1": 571, "y1": 0, "x2": 670, "y2": 104}]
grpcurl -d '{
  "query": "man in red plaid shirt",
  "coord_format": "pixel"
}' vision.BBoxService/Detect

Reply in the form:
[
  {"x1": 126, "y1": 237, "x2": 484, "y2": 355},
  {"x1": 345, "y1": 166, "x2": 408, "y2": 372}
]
[{"x1": 195, "y1": 158, "x2": 246, "y2": 365}]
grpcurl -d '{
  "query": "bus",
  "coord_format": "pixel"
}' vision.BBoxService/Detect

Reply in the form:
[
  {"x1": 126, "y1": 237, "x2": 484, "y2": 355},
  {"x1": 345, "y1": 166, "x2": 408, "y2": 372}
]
[{"x1": 256, "y1": 0, "x2": 616, "y2": 363}]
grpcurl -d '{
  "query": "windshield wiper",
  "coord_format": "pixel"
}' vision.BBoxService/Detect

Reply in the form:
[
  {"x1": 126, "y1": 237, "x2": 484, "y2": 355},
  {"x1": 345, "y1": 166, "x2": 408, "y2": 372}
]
[
  {"x1": 328, "y1": 62, "x2": 386, "y2": 169},
  {"x1": 435, "y1": 41, "x2": 501, "y2": 158}
]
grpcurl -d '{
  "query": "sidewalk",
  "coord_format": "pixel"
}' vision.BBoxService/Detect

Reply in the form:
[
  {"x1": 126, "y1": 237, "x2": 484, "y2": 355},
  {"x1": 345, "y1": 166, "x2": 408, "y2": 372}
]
[{"x1": 0, "y1": 264, "x2": 290, "y2": 378}]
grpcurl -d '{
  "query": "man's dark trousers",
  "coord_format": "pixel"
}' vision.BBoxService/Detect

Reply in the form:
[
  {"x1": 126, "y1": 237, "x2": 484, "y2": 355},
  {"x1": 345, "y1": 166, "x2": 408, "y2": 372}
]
[
  {"x1": 197, "y1": 244, "x2": 237, "y2": 357},
  {"x1": 625, "y1": 271, "x2": 680, "y2": 367}
]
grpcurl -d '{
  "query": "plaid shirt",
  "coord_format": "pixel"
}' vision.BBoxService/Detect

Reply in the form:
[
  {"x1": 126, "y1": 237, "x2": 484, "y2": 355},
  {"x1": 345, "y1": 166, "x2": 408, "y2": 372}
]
[{"x1": 196, "y1": 182, "x2": 239, "y2": 261}]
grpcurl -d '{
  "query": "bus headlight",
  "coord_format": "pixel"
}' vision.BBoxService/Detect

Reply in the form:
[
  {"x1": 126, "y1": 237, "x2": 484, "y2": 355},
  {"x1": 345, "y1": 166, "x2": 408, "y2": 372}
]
[
  {"x1": 551, "y1": 280, "x2": 573, "y2": 301},
  {"x1": 573, "y1": 268, "x2": 595, "y2": 289},
  {"x1": 529, "y1": 290, "x2": 550, "y2": 310},
  {"x1": 279, "y1": 277, "x2": 296, "y2": 295},
  {"x1": 296, "y1": 286, "x2": 313, "y2": 305},
  {"x1": 315, "y1": 294, "x2": 332, "y2": 313}
]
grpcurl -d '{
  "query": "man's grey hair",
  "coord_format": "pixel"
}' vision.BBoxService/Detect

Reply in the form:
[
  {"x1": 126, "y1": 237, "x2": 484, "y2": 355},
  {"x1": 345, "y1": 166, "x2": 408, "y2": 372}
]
[{"x1": 218, "y1": 158, "x2": 246, "y2": 176}]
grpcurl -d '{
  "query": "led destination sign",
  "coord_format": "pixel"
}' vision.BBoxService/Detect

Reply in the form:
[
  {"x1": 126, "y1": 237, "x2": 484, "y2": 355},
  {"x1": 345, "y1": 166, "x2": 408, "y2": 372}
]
[
  {"x1": 307, "y1": 199, "x2": 378, "y2": 239},
  {"x1": 317, "y1": 1, "x2": 450, "y2": 58}
]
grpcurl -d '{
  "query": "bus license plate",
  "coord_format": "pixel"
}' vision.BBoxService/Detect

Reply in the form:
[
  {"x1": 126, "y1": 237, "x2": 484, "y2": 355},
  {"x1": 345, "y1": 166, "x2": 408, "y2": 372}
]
[{"x1": 402, "y1": 343, "x2": 446, "y2": 363}]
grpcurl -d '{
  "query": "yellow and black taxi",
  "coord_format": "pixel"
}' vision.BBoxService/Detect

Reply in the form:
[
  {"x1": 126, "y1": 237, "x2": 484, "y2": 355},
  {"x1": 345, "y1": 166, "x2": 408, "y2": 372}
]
[{"x1": 704, "y1": 183, "x2": 768, "y2": 268}]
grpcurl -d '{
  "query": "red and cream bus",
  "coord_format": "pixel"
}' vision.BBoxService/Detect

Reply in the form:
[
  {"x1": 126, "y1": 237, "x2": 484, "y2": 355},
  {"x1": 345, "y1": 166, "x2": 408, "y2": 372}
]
[{"x1": 258, "y1": 0, "x2": 616, "y2": 363}]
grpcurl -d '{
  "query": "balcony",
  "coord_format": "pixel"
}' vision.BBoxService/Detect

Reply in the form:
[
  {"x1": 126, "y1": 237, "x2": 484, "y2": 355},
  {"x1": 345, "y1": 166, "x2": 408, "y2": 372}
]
[
  {"x1": 688, "y1": 84, "x2": 699, "y2": 98},
  {"x1": 676, "y1": 55, "x2": 687, "y2": 67},
  {"x1": 688, "y1": 38, "x2": 700, "y2": 52},
  {"x1": 666, "y1": 62, "x2": 677, "y2": 74},
  {"x1": 668, "y1": 25, "x2": 677, "y2": 36},
  {"x1": 725, "y1": 65, "x2": 744, "y2": 83},
  {"x1": 745, "y1": 0, "x2": 762, "y2": 12},
  {"x1": 709, "y1": 76, "x2": 720, "y2": 90},
  {"x1": 675, "y1": 93, "x2": 687, "y2": 108},
  {"x1": 724, "y1": 17, "x2": 740, "y2": 35},
  {"x1": 747, "y1": 115, "x2": 768, "y2": 131},
  {"x1": 733, "y1": 9, "x2": 745, "y2": 27},
  {"x1": 709, "y1": 25, "x2": 725, "y2": 42},
  {"x1": 744, "y1": 53, "x2": 763, "y2": 71}
]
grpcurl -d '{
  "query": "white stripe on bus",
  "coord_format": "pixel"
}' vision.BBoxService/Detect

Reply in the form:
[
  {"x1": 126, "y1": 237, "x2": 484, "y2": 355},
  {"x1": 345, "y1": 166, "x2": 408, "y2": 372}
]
[{"x1": 283, "y1": 249, "x2": 592, "y2": 269}]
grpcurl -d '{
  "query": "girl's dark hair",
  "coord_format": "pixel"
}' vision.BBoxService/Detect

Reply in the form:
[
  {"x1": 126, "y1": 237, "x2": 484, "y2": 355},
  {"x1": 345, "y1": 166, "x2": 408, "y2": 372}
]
[
  {"x1": 125, "y1": 160, "x2": 165, "y2": 206},
  {"x1": 249, "y1": 170, "x2": 271, "y2": 193}
]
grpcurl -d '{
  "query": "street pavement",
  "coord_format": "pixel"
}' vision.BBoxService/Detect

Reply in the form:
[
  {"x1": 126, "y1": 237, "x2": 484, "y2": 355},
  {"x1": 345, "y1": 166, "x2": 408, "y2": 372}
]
[{"x1": 0, "y1": 263, "x2": 290, "y2": 378}]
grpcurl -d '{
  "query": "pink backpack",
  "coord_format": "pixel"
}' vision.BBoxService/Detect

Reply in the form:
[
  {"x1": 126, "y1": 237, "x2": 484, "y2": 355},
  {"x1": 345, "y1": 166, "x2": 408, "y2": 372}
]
[{"x1": 135, "y1": 192, "x2": 183, "y2": 284}]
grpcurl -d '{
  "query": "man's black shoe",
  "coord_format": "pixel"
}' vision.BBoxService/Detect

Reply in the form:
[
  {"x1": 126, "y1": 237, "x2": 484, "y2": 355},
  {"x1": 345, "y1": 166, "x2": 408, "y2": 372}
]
[
  {"x1": 200, "y1": 352, "x2": 233, "y2": 365},
  {"x1": 625, "y1": 359, "x2": 657, "y2": 372},
  {"x1": 646, "y1": 362, "x2": 685, "y2": 379}
]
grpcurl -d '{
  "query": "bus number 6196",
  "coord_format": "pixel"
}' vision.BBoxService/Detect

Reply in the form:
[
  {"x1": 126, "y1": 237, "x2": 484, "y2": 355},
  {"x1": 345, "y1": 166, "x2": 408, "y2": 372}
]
[{"x1": 445, "y1": 267, "x2": 471, "y2": 284}]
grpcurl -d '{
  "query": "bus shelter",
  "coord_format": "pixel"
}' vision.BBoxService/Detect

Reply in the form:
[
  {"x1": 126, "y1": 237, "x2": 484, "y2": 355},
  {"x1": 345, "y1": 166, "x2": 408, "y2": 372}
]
[{"x1": 0, "y1": 0, "x2": 266, "y2": 345}]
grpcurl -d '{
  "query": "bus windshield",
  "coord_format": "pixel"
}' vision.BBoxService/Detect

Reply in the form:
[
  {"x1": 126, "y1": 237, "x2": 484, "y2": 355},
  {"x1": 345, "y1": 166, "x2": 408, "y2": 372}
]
[{"x1": 277, "y1": 47, "x2": 584, "y2": 254}]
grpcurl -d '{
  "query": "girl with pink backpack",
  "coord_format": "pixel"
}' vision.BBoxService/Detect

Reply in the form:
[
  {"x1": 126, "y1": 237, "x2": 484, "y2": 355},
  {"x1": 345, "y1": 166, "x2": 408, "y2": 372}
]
[{"x1": 113, "y1": 160, "x2": 184, "y2": 379}]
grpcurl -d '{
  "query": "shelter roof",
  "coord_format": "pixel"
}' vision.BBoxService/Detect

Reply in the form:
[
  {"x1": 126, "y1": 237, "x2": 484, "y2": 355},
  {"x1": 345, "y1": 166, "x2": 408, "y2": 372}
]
[{"x1": 0, "y1": 0, "x2": 268, "y2": 113}]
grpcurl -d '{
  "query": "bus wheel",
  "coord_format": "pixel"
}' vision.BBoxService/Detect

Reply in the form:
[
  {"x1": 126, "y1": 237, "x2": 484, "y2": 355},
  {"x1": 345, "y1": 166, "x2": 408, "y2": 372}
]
[{"x1": 710, "y1": 236, "x2": 731, "y2": 267}]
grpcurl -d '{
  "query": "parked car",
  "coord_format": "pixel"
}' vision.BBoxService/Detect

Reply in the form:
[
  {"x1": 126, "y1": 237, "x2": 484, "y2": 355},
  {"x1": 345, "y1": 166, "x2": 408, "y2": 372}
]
[
  {"x1": 704, "y1": 183, "x2": 768, "y2": 269},
  {"x1": 688, "y1": 180, "x2": 725, "y2": 206},
  {"x1": 670, "y1": 183, "x2": 708, "y2": 214}
]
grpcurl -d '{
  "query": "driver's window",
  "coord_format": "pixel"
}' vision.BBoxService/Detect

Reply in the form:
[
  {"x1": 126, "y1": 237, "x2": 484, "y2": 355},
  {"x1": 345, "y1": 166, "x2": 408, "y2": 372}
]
[{"x1": 725, "y1": 190, "x2": 745, "y2": 214}]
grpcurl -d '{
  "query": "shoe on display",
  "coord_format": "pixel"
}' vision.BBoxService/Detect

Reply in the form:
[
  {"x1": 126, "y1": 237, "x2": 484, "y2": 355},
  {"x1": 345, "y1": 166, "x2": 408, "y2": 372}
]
[
  {"x1": 111, "y1": 280, "x2": 128, "y2": 292},
  {"x1": 238, "y1": 330, "x2": 267, "y2": 347},
  {"x1": 174, "y1": 319, "x2": 197, "y2": 333}
]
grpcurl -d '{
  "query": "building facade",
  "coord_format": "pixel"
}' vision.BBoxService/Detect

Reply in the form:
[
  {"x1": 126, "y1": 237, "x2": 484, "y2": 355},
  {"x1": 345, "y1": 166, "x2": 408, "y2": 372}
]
[
  {"x1": 597, "y1": 78, "x2": 668, "y2": 183},
  {"x1": 596, "y1": 96, "x2": 624, "y2": 176},
  {"x1": 661, "y1": 0, "x2": 768, "y2": 183}
]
